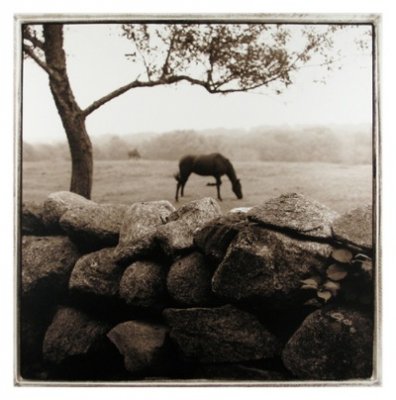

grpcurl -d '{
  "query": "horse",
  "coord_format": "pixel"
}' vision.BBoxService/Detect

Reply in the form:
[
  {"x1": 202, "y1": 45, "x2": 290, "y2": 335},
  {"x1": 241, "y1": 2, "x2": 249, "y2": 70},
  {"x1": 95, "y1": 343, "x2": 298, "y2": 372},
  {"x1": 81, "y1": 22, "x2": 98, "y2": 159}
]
[
  {"x1": 174, "y1": 153, "x2": 243, "y2": 202},
  {"x1": 127, "y1": 148, "x2": 141, "y2": 160}
]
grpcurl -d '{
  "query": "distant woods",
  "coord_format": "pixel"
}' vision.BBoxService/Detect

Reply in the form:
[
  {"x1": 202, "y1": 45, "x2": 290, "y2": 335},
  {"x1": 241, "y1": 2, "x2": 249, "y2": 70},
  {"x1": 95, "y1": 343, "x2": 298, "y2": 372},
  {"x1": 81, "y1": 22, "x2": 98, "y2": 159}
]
[{"x1": 23, "y1": 125, "x2": 371, "y2": 165}]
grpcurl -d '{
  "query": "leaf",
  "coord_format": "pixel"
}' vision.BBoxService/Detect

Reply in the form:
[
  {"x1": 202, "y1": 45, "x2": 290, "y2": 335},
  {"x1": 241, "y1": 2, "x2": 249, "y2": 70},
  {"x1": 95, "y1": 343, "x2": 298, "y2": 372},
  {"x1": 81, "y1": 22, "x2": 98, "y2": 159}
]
[
  {"x1": 331, "y1": 248, "x2": 353, "y2": 264},
  {"x1": 326, "y1": 264, "x2": 348, "y2": 281},
  {"x1": 323, "y1": 280, "x2": 341, "y2": 295},
  {"x1": 361, "y1": 260, "x2": 373, "y2": 274},
  {"x1": 300, "y1": 278, "x2": 319, "y2": 290},
  {"x1": 353, "y1": 253, "x2": 371, "y2": 262},
  {"x1": 317, "y1": 290, "x2": 332, "y2": 302}
]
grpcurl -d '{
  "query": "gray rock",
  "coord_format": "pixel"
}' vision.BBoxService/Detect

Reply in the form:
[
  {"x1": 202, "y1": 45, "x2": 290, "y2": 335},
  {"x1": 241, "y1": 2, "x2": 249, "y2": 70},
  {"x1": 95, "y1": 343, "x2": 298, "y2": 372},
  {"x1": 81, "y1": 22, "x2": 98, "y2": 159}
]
[
  {"x1": 194, "y1": 212, "x2": 249, "y2": 263},
  {"x1": 119, "y1": 261, "x2": 167, "y2": 308},
  {"x1": 21, "y1": 201, "x2": 47, "y2": 235},
  {"x1": 60, "y1": 203, "x2": 129, "y2": 250},
  {"x1": 42, "y1": 307, "x2": 110, "y2": 365},
  {"x1": 42, "y1": 191, "x2": 95, "y2": 232},
  {"x1": 69, "y1": 247, "x2": 124, "y2": 298},
  {"x1": 212, "y1": 226, "x2": 333, "y2": 305},
  {"x1": 107, "y1": 321, "x2": 168, "y2": 374},
  {"x1": 155, "y1": 197, "x2": 222, "y2": 256},
  {"x1": 248, "y1": 193, "x2": 339, "y2": 239},
  {"x1": 332, "y1": 205, "x2": 372, "y2": 251},
  {"x1": 163, "y1": 305, "x2": 280, "y2": 363},
  {"x1": 167, "y1": 252, "x2": 214, "y2": 306},
  {"x1": 282, "y1": 307, "x2": 373, "y2": 380},
  {"x1": 113, "y1": 201, "x2": 175, "y2": 265},
  {"x1": 22, "y1": 236, "x2": 80, "y2": 300}
]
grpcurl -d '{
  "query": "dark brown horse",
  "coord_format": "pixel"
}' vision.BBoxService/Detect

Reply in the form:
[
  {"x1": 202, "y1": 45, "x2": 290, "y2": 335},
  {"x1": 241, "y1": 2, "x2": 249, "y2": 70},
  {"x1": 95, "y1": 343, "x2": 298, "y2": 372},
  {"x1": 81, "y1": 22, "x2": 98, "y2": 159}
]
[{"x1": 174, "y1": 153, "x2": 243, "y2": 201}]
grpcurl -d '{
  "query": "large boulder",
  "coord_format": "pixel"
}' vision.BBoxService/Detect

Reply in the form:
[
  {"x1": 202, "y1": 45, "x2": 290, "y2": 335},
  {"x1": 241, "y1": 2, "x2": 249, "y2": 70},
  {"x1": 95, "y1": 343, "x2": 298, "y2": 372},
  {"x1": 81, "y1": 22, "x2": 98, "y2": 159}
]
[
  {"x1": 119, "y1": 261, "x2": 167, "y2": 308},
  {"x1": 163, "y1": 305, "x2": 280, "y2": 363},
  {"x1": 113, "y1": 201, "x2": 175, "y2": 265},
  {"x1": 69, "y1": 247, "x2": 124, "y2": 300},
  {"x1": 248, "y1": 193, "x2": 339, "y2": 239},
  {"x1": 155, "y1": 197, "x2": 222, "y2": 256},
  {"x1": 21, "y1": 201, "x2": 47, "y2": 235},
  {"x1": 59, "y1": 203, "x2": 129, "y2": 251},
  {"x1": 42, "y1": 191, "x2": 95, "y2": 232},
  {"x1": 42, "y1": 307, "x2": 110, "y2": 365},
  {"x1": 194, "y1": 212, "x2": 249, "y2": 264},
  {"x1": 282, "y1": 307, "x2": 373, "y2": 380},
  {"x1": 332, "y1": 205, "x2": 372, "y2": 252},
  {"x1": 21, "y1": 236, "x2": 80, "y2": 302},
  {"x1": 107, "y1": 321, "x2": 169, "y2": 375},
  {"x1": 212, "y1": 225, "x2": 333, "y2": 306},
  {"x1": 166, "y1": 252, "x2": 215, "y2": 306}
]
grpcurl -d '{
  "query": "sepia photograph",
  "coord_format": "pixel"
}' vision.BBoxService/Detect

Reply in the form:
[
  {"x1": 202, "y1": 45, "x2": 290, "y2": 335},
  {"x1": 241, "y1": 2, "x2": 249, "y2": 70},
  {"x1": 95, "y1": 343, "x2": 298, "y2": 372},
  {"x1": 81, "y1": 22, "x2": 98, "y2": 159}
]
[{"x1": 17, "y1": 14, "x2": 379, "y2": 385}]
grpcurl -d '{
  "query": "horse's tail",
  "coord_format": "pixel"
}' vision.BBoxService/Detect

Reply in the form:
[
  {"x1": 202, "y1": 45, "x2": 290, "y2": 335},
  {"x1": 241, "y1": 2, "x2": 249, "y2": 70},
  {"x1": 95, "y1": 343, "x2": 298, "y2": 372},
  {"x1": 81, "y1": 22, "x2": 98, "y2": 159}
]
[{"x1": 174, "y1": 172, "x2": 181, "y2": 182}]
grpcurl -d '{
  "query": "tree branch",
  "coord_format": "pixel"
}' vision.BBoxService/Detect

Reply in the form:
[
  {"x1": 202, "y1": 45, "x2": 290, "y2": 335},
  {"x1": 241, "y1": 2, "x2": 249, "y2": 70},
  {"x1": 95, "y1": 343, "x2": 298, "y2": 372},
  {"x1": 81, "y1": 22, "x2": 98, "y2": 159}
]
[
  {"x1": 22, "y1": 44, "x2": 53, "y2": 76},
  {"x1": 161, "y1": 31, "x2": 176, "y2": 78},
  {"x1": 22, "y1": 28, "x2": 45, "y2": 50},
  {"x1": 82, "y1": 70, "x2": 286, "y2": 118}
]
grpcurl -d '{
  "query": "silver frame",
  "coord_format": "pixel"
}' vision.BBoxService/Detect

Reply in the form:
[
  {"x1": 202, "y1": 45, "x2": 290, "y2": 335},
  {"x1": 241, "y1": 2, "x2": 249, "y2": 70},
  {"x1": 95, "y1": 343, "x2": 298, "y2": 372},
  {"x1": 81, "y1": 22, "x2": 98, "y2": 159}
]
[{"x1": 14, "y1": 13, "x2": 382, "y2": 387}]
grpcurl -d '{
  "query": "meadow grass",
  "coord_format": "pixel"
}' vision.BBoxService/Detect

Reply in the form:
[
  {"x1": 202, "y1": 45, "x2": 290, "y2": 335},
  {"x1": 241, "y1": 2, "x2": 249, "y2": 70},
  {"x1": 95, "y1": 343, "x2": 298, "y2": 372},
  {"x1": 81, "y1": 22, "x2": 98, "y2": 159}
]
[{"x1": 22, "y1": 159, "x2": 372, "y2": 214}]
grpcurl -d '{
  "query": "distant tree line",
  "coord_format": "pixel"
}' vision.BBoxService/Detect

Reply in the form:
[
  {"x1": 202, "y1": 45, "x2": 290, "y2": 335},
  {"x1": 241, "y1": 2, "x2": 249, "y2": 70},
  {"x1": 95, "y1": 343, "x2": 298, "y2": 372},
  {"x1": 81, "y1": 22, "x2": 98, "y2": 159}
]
[{"x1": 23, "y1": 126, "x2": 371, "y2": 165}]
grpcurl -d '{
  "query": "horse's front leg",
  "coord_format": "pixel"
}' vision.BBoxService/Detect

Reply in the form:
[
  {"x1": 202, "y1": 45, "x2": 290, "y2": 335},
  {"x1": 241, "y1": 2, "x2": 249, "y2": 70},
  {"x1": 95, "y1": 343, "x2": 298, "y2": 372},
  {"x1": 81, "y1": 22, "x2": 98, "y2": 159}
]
[{"x1": 216, "y1": 177, "x2": 222, "y2": 201}]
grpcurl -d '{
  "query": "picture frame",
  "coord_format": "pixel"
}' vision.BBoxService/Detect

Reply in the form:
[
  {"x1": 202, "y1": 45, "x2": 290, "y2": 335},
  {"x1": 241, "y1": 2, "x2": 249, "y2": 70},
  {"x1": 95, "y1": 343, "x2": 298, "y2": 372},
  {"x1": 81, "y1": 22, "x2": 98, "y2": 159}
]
[{"x1": 15, "y1": 13, "x2": 381, "y2": 387}]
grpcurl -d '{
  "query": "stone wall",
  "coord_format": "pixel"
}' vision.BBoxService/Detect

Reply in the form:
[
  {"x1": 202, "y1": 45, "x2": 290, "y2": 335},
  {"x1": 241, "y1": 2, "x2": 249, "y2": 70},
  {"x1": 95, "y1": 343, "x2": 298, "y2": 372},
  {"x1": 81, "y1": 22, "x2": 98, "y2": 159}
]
[{"x1": 20, "y1": 192, "x2": 374, "y2": 382}]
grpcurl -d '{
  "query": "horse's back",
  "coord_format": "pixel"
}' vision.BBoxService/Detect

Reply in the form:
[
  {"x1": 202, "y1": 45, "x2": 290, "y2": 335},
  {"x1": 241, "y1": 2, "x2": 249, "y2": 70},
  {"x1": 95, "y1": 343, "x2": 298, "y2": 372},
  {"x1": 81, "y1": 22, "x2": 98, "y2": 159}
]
[{"x1": 179, "y1": 153, "x2": 228, "y2": 176}]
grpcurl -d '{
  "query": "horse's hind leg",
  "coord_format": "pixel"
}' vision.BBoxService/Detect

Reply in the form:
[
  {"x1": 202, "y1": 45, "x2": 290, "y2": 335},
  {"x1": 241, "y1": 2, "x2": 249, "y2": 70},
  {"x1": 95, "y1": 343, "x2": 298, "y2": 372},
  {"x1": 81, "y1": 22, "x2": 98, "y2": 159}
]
[
  {"x1": 175, "y1": 182, "x2": 181, "y2": 201},
  {"x1": 180, "y1": 174, "x2": 190, "y2": 197}
]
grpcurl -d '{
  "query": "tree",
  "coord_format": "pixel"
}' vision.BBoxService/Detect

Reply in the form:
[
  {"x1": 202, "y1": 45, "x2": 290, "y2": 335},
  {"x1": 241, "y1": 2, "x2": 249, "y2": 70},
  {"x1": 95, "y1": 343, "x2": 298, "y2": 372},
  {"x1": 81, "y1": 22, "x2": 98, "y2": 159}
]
[{"x1": 22, "y1": 22, "x2": 349, "y2": 199}]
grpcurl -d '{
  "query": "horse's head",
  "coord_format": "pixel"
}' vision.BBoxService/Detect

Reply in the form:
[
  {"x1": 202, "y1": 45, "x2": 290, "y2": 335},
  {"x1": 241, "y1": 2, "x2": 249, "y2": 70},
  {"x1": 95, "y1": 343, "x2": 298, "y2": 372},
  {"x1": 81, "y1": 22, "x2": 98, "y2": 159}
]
[{"x1": 232, "y1": 179, "x2": 243, "y2": 199}]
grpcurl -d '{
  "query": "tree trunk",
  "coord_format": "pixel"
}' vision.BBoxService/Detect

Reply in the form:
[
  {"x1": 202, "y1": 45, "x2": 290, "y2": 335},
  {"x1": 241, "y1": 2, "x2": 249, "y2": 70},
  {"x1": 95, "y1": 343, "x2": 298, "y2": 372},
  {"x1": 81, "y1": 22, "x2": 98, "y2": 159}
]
[{"x1": 43, "y1": 24, "x2": 93, "y2": 199}]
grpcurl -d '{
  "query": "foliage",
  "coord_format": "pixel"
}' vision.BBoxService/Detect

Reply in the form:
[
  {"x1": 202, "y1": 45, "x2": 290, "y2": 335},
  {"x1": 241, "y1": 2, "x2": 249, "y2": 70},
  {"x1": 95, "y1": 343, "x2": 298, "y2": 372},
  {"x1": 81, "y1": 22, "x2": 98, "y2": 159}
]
[
  {"x1": 301, "y1": 249, "x2": 373, "y2": 306},
  {"x1": 121, "y1": 23, "x2": 347, "y2": 96},
  {"x1": 23, "y1": 125, "x2": 372, "y2": 165}
]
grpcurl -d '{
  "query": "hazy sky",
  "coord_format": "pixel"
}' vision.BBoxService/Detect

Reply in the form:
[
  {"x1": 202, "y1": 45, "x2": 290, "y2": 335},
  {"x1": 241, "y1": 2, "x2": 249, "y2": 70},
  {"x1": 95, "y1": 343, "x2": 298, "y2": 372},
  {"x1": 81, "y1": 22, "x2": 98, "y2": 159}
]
[{"x1": 22, "y1": 23, "x2": 373, "y2": 143}]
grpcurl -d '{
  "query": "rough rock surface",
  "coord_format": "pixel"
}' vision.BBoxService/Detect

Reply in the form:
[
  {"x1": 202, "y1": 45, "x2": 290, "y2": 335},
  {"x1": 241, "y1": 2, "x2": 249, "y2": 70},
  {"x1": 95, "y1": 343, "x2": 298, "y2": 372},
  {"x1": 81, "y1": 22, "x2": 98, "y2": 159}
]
[
  {"x1": 60, "y1": 203, "x2": 128, "y2": 250},
  {"x1": 113, "y1": 201, "x2": 175, "y2": 265},
  {"x1": 212, "y1": 225, "x2": 333, "y2": 304},
  {"x1": 107, "y1": 321, "x2": 169, "y2": 374},
  {"x1": 332, "y1": 205, "x2": 372, "y2": 251},
  {"x1": 163, "y1": 305, "x2": 279, "y2": 363},
  {"x1": 155, "y1": 197, "x2": 222, "y2": 256},
  {"x1": 42, "y1": 191, "x2": 95, "y2": 232},
  {"x1": 248, "y1": 193, "x2": 339, "y2": 239},
  {"x1": 42, "y1": 307, "x2": 110, "y2": 365},
  {"x1": 22, "y1": 235, "x2": 80, "y2": 300},
  {"x1": 119, "y1": 261, "x2": 167, "y2": 308},
  {"x1": 282, "y1": 307, "x2": 373, "y2": 380},
  {"x1": 69, "y1": 247, "x2": 124, "y2": 298},
  {"x1": 194, "y1": 212, "x2": 249, "y2": 263},
  {"x1": 22, "y1": 201, "x2": 47, "y2": 235},
  {"x1": 166, "y1": 252, "x2": 214, "y2": 306}
]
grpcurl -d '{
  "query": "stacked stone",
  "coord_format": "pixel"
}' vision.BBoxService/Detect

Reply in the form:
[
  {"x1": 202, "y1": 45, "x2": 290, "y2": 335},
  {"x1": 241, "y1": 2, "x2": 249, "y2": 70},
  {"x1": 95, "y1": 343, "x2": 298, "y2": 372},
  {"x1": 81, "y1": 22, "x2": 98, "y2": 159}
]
[{"x1": 20, "y1": 191, "x2": 374, "y2": 382}]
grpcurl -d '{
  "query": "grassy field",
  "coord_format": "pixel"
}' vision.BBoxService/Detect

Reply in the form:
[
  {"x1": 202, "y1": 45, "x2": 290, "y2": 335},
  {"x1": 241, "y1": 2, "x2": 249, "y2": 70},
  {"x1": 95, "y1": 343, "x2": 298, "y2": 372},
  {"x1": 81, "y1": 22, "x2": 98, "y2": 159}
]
[{"x1": 22, "y1": 159, "x2": 373, "y2": 214}]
